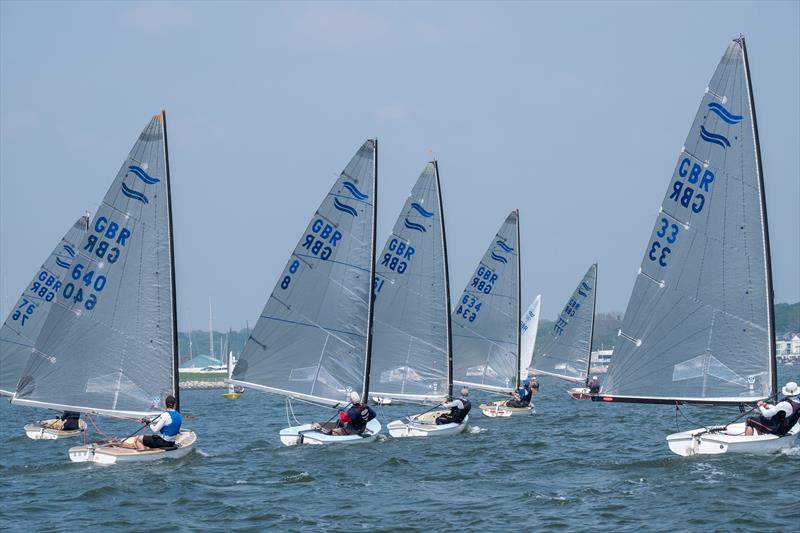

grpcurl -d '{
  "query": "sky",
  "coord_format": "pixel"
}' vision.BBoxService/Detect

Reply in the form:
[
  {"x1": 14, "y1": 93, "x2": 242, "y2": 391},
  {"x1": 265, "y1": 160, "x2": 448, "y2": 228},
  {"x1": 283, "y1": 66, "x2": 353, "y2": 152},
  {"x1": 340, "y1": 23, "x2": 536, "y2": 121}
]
[{"x1": 1, "y1": 0, "x2": 798, "y2": 331}]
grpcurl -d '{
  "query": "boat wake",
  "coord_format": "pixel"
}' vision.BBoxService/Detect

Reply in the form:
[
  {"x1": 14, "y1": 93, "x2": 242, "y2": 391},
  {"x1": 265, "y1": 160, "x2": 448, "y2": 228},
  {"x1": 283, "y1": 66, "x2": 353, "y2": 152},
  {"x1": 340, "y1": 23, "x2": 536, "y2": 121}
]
[{"x1": 467, "y1": 425, "x2": 488, "y2": 434}]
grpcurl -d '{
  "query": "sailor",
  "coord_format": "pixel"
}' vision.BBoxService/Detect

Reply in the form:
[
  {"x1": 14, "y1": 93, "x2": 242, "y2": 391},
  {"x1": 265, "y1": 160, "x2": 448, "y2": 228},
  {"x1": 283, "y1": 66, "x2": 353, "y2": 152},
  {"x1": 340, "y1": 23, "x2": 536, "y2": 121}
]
[
  {"x1": 744, "y1": 382, "x2": 800, "y2": 436},
  {"x1": 506, "y1": 379, "x2": 533, "y2": 408},
  {"x1": 331, "y1": 391, "x2": 376, "y2": 436},
  {"x1": 587, "y1": 376, "x2": 601, "y2": 394},
  {"x1": 130, "y1": 395, "x2": 183, "y2": 450},
  {"x1": 436, "y1": 387, "x2": 471, "y2": 425},
  {"x1": 60, "y1": 411, "x2": 82, "y2": 431}
]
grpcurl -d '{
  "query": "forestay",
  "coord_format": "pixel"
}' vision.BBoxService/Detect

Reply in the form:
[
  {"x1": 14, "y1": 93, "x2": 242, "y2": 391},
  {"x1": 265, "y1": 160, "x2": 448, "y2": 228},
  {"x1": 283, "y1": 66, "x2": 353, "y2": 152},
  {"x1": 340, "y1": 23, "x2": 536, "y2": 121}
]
[
  {"x1": 602, "y1": 38, "x2": 774, "y2": 403},
  {"x1": 0, "y1": 216, "x2": 89, "y2": 396},
  {"x1": 533, "y1": 264, "x2": 596, "y2": 383},
  {"x1": 370, "y1": 162, "x2": 450, "y2": 403},
  {"x1": 13, "y1": 114, "x2": 178, "y2": 418},
  {"x1": 519, "y1": 294, "x2": 541, "y2": 381},
  {"x1": 452, "y1": 211, "x2": 520, "y2": 393},
  {"x1": 231, "y1": 140, "x2": 377, "y2": 407}
]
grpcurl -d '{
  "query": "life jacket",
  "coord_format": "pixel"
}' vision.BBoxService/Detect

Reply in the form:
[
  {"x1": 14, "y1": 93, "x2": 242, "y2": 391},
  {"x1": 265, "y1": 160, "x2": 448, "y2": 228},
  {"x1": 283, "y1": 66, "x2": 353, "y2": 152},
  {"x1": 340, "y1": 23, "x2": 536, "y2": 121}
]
[
  {"x1": 589, "y1": 381, "x2": 600, "y2": 394},
  {"x1": 450, "y1": 398, "x2": 471, "y2": 422},
  {"x1": 346, "y1": 403, "x2": 375, "y2": 431},
  {"x1": 160, "y1": 410, "x2": 182, "y2": 438},
  {"x1": 776, "y1": 397, "x2": 800, "y2": 436}
]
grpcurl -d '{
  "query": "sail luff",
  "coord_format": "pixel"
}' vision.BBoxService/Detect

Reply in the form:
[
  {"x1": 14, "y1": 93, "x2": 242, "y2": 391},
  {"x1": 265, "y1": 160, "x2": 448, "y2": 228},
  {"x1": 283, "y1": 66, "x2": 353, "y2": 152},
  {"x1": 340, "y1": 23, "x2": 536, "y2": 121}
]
[
  {"x1": 435, "y1": 161, "x2": 455, "y2": 399},
  {"x1": 362, "y1": 139, "x2": 378, "y2": 401},
  {"x1": 515, "y1": 209, "x2": 521, "y2": 389},
  {"x1": 740, "y1": 36, "x2": 776, "y2": 396},
  {"x1": 161, "y1": 110, "x2": 181, "y2": 411},
  {"x1": 586, "y1": 262, "x2": 598, "y2": 380}
]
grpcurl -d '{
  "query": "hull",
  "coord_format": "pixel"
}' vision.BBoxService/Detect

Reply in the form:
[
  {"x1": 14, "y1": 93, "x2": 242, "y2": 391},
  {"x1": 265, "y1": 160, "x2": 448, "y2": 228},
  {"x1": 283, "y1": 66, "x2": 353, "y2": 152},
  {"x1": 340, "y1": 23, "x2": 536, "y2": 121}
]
[
  {"x1": 372, "y1": 396, "x2": 394, "y2": 406},
  {"x1": 25, "y1": 419, "x2": 86, "y2": 440},
  {"x1": 279, "y1": 418, "x2": 381, "y2": 446},
  {"x1": 222, "y1": 392, "x2": 242, "y2": 399},
  {"x1": 68, "y1": 430, "x2": 197, "y2": 464},
  {"x1": 479, "y1": 400, "x2": 534, "y2": 418},
  {"x1": 568, "y1": 387, "x2": 593, "y2": 400},
  {"x1": 387, "y1": 411, "x2": 468, "y2": 438},
  {"x1": 666, "y1": 423, "x2": 799, "y2": 456}
]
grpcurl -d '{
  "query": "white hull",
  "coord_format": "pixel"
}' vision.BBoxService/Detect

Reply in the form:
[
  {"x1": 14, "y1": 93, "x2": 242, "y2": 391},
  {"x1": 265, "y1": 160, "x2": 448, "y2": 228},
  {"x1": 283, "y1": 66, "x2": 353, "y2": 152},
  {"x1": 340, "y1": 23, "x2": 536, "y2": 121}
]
[
  {"x1": 25, "y1": 419, "x2": 86, "y2": 440},
  {"x1": 372, "y1": 396, "x2": 394, "y2": 406},
  {"x1": 666, "y1": 422, "x2": 799, "y2": 456},
  {"x1": 279, "y1": 418, "x2": 381, "y2": 446},
  {"x1": 568, "y1": 387, "x2": 592, "y2": 400},
  {"x1": 387, "y1": 411, "x2": 468, "y2": 438},
  {"x1": 68, "y1": 430, "x2": 197, "y2": 464},
  {"x1": 479, "y1": 400, "x2": 534, "y2": 417}
]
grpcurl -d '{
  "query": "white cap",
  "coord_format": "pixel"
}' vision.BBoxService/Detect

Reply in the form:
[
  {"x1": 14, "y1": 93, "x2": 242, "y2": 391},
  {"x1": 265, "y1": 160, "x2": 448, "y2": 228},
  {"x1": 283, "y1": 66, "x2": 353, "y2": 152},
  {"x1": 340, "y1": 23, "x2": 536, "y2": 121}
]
[
  {"x1": 349, "y1": 390, "x2": 361, "y2": 403},
  {"x1": 782, "y1": 381, "x2": 799, "y2": 397},
  {"x1": 592, "y1": 376, "x2": 598, "y2": 380}
]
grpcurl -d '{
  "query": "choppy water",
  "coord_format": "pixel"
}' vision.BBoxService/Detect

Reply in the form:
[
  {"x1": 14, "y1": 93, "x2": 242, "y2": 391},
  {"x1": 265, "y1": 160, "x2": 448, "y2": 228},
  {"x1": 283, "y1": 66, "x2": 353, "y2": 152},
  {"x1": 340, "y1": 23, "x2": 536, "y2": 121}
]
[{"x1": 1, "y1": 367, "x2": 798, "y2": 532}]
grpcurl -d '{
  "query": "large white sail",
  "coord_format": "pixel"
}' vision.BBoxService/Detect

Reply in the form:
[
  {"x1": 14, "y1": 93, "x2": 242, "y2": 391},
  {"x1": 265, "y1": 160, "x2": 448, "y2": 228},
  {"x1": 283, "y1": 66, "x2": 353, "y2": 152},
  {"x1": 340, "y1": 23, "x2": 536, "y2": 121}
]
[
  {"x1": 532, "y1": 264, "x2": 597, "y2": 383},
  {"x1": 230, "y1": 140, "x2": 377, "y2": 407},
  {"x1": 369, "y1": 162, "x2": 450, "y2": 402},
  {"x1": 0, "y1": 216, "x2": 89, "y2": 396},
  {"x1": 452, "y1": 211, "x2": 520, "y2": 394},
  {"x1": 519, "y1": 294, "x2": 541, "y2": 381},
  {"x1": 13, "y1": 113, "x2": 179, "y2": 418},
  {"x1": 601, "y1": 37, "x2": 774, "y2": 404}
]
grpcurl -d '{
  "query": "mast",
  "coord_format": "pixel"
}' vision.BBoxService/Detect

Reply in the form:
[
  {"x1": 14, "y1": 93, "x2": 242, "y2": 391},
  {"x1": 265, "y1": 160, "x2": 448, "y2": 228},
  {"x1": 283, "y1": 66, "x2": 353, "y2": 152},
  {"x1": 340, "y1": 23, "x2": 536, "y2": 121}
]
[
  {"x1": 515, "y1": 209, "x2": 522, "y2": 389},
  {"x1": 208, "y1": 298, "x2": 214, "y2": 361},
  {"x1": 740, "y1": 36, "x2": 777, "y2": 397},
  {"x1": 362, "y1": 138, "x2": 378, "y2": 401},
  {"x1": 586, "y1": 263, "x2": 598, "y2": 381},
  {"x1": 162, "y1": 110, "x2": 181, "y2": 412},
  {"x1": 434, "y1": 160, "x2": 454, "y2": 399}
]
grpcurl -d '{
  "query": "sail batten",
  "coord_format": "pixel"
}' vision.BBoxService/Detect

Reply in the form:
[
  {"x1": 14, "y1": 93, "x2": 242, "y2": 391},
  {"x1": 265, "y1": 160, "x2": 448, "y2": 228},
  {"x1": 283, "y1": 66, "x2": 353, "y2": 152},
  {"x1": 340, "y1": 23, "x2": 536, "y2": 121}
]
[
  {"x1": 232, "y1": 141, "x2": 377, "y2": 407},
  {"x1": 601, "y1": 38, "x2": 774, "y2": 403},
  {"x1": 369, "y1": 162, "x2": 450, "y2": 402},
  {"x1": 451, "y1": 211, "x2": 520, "y2": 394}
]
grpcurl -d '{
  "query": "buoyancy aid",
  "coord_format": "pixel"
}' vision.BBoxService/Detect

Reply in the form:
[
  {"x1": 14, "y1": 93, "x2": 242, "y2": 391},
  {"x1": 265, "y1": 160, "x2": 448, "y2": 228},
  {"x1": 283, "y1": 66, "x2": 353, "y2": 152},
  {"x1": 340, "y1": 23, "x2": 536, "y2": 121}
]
[
  {"x1": 160, "y1": 410, "x2": 182, "y2": 439},
  {"x1": 450, "y1": 398, "x2": 471, "y2": 422},
  {"x1": 776, "y1": 398, "x2": 800, "y2": 435}
]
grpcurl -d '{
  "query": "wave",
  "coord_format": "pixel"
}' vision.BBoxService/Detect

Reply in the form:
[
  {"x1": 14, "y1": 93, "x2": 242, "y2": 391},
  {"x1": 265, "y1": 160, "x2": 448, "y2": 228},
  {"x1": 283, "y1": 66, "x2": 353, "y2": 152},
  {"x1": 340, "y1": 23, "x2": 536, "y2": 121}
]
[
  {"x1": 341, "y1": 181, "x2": 368, "y2": 201},
  {"x1": 410, "y1": 202, "x2": 434, "y2": 217},
  {"x1": 120, "y1": 183, "x2": 149, "y2": 204},
  {"x1": 496, "y1": 240, "x2": 514, "y2": 252},
  {"x1": 128, "y1": 165, "x2": 160, "y2": 185},
  {"x1": 699, "y1": 125, "x2": 731, "y2": 149},
  {"x1": 707, "y1": 102, "x2": 743, "y2": 124},
  {"x1": 403, "y1": 218, "x2": 426, "y2": 232},
  {"x1": 490, "y1": 252, "x2": 508, "y2": 264},
  {"x1": 333, "y1": 198, "x2": 358, "y2": 217}
]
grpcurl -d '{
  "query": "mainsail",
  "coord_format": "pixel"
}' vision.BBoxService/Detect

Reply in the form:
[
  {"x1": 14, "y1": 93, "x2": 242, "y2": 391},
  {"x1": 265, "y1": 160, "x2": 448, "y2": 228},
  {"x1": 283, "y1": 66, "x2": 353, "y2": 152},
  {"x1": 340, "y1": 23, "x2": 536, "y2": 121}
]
[
  {"x1": 230, "y1": 140, "x2": 378, "y2": 407},
  {"x1": 532, "y1": 264, "x2": 597, "y2": 383},
  {"x1": 0, "y1": 216, "x2": 89, "y2": 396},
  {"x1": 601, "y1": 37, "x2": 774, "y2": 404},
  {"x1": 13, "y1": 112, "x2": 179, "y2": 418},
  {"x1": 452, "y1": 211, "x2": 521, "y2": 393},
  {"x1": 369, "y1": 161, "x2": 451, "y2": 402},
  {"x1": 519, "y1": 294, "x2": 541, "y2": 381}
]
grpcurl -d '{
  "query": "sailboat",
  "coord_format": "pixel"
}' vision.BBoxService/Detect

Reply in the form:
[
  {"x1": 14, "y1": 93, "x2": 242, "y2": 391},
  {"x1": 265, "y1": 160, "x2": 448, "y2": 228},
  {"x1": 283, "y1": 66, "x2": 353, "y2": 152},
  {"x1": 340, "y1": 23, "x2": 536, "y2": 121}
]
[
  {"x1": 229, "y1": 140, "x2": 380, "y2": 446},
  {"x1": 0, "y1": 216, "x2": 89, "y2": 439},
  {"x1": 530, "y1": 264, "x2": 597, "y2": 400},
  {"x1": 364, "y1": 161, "x2": 464, "y2": 438},
  {"x1": 12, "y1": 111, "x2": 196, "y2": 463},
  {"x1": 450, "y1": 211, "x2": 528, "y2": 418},
  {"x1": 222, "y1": 348, "x2": 242, "y2": 399},
  {"x1": 595, "y1": 37, "x2": 799, "y2": 455}
]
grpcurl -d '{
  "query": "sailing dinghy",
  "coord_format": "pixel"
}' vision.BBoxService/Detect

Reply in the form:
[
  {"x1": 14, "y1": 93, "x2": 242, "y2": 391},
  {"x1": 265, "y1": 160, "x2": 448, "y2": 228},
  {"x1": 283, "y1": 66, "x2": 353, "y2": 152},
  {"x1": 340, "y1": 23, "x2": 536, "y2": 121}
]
[
  {"x1": 368, "y1": 162, "x2": 466, "y2": 438},
  {"x1": 529, "y1": 264, "x2": 597, "y2": 400},
  {"x1": 1, "y1": 216, "x2": 89, "y2": 439},
  {"x1": 229, "y1": 140, "x2": 381, "y2": 446},
  {"x1": 450, "y1": 212, "x2": 528, "y2": 418},
  {"x1": 595, "y1": 37, "x2": 799, "y2": 455},
  {"x1": 222, "y1": 350, "x2": 242, "y2": 399},
  {"x1": 12, "y1": 112, "x2": 196, "y2": 463}
]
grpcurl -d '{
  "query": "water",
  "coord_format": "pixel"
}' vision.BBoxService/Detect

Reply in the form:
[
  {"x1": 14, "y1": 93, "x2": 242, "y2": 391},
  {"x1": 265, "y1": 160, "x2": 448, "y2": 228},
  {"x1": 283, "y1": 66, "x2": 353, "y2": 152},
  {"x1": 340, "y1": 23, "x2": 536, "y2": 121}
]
[{"x1": 1, "y1": 367, "x2": 798, "y2": 531}]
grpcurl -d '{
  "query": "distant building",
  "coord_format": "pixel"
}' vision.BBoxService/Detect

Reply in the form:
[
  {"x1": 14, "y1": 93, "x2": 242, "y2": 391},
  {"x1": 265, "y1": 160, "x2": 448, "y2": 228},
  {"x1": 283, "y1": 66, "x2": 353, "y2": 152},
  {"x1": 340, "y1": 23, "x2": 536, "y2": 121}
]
[
  {"x1": 590, "y1": 349, "x2": 613, "y2": 374},
  {"x1": 776, "y1": 333, "x2": 800, "y2": 355}
]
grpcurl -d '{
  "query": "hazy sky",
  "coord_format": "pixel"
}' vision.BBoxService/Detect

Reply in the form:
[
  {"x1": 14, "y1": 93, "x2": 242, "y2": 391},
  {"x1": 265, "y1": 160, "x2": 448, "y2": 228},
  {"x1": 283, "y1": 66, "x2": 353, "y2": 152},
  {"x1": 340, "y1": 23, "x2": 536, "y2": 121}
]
[{"x1": 1, "y1": 1, "x2": 798, "y2": 331}]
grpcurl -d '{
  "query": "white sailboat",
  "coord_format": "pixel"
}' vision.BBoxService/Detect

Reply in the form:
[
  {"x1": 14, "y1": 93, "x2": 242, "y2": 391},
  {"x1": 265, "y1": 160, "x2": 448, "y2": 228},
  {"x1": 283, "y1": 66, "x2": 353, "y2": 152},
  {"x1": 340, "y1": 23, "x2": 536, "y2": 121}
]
[
  {"x1": 229, "y1": 140, "x2": 381, "y2": 446},
  {"x1": 519, "y1": 294, "x2": 541, "y2": 384},
  {"x1": 367, "y1": 161, "x2": 466, "y2": 438},
  {"x1": 595, "y1": 37, "x2": 799, "y2": 455},
  {"x1": 0, "y1": 215, "x2": 89, "y2": 439},
  {"x1": 222, "y1": 349, "x2": 242, "y2": 399},
  {"x1": 12, "y1": 111, "x2": 196, "y2": 463},
  {"x1": 529, "y1": 264, "x2": 598, "y2": 400},
  {"x1": 450, "y1": 211, "x2": 529, "y2": 418}
]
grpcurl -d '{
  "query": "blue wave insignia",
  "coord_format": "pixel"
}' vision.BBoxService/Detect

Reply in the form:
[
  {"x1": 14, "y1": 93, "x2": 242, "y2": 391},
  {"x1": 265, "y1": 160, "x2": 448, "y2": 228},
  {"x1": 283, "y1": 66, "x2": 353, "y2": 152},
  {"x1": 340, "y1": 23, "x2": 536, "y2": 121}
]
[
  {"x1": 120, "y1": 182, "x2": 150, "y2": 204},
  {"x1": 410, "y1": 202, "x2": 434, "y2": 218},
  {"x1": 496, "y1": 240, "x2": 514, "y2": 253},
  {"x1": 55, "y1": 258, "x2": 70, "y2": 269},
  {"x1": 403, "y1": 218, "x2": 426, "y2": 232},
  {"x1": 707, "y1": 102, "x2": 743, "y2": 124},
  {"x1": 128, "y1": 165, "x2": 160, "y2": 185},
  {"x1": 342, "y1": 181, "x2": 368, "y2": 201},
  {"x1": 699, "y1": 125, "x2": 731, "y2": 149},
  {"x1": 333, "y1": 198, "x2": 358, "y2": 217},
  {"x1": 490, "y1": 252, "x2": 508, "y2": 264},
  {"x1": 63, "y1": 244, "x2": 76, "y2": 257}
]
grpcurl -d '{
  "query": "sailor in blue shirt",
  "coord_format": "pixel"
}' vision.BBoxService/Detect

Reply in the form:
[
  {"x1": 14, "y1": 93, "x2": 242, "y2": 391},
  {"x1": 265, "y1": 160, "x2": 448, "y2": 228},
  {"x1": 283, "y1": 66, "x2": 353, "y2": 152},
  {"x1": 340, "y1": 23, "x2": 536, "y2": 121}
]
[
  {"x1": 506, "y1": 379, "x2": 533, "y2": 408},
  {"x1": 325, "y1": 391, "x2": 376, "y2": 436},
  {"x1": 130, "y1": 395, "x2": 183, "y2": 450}
]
